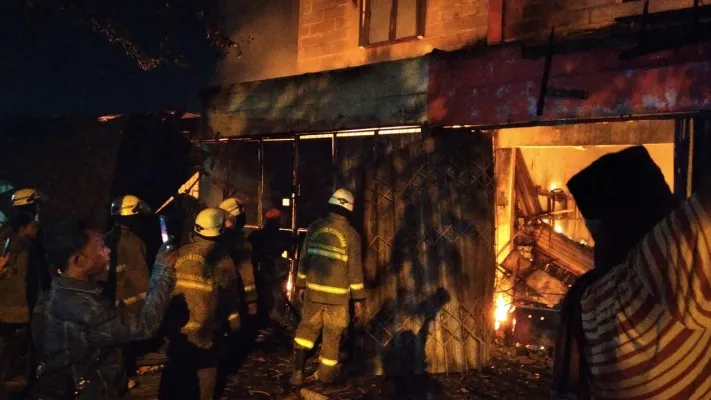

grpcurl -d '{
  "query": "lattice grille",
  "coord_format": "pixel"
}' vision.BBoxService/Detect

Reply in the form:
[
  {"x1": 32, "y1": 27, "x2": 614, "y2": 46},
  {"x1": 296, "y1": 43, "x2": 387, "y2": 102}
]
[{"x1": 358, "y1": 131, "x2": 496, "y2": 375}]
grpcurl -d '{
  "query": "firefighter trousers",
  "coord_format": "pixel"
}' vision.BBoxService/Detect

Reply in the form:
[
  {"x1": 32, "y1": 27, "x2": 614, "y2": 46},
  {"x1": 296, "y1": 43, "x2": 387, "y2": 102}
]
[{"x1": 293, "y1": 300, "x2": 349, "y2": 383}]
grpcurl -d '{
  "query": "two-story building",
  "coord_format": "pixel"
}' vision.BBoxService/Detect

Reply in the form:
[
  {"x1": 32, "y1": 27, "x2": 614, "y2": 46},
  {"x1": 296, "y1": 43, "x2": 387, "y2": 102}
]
[{"x1": 197, "y1": 0, "x2": 711, "y2": 375}]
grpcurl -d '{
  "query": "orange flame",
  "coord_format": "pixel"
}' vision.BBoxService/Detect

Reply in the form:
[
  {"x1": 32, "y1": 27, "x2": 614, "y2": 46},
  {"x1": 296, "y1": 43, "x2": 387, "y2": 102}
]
[{"x1": 494, "y1": 293, "x2": 515, "y2": 330}]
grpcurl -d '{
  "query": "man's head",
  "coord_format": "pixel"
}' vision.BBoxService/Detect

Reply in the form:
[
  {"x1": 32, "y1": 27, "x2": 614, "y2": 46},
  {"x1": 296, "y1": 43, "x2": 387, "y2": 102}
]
[
  {"x1": 264, "y1": 208, "x2": 282, "y2": 231},
  {"x1": 45, "y1": 219, "x2": 110, "y2": 279},
  {"x1": 9, "y1": 211, "x2": 39, "y2": 240},
  {"x1": 567, "y1": 146, "x2": 676, "y2": 268}
]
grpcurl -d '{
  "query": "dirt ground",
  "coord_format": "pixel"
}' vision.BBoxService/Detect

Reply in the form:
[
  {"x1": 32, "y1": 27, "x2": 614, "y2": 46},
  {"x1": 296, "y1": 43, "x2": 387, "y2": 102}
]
[{"x1": 131, "y1": 329, "x2": 553, "y2": 400}]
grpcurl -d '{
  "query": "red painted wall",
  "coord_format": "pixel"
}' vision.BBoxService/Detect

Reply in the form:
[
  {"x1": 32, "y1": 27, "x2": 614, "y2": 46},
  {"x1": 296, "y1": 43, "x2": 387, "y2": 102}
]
[{"x1": 429, "y1": 40, "x2": 711, "y2": 126}]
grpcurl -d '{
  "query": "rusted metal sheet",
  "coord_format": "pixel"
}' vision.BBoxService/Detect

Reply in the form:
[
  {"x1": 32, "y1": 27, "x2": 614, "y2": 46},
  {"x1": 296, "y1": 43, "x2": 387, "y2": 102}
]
[
  {"x1": 429, "y1": 40, "x2": 711, "y2": 126},
  {"x1": 206, "y1": 57, "x2": 429, "y2": 137},
  {"x1": 340, "y1": 131, "x2": 496, "y2": 374}
]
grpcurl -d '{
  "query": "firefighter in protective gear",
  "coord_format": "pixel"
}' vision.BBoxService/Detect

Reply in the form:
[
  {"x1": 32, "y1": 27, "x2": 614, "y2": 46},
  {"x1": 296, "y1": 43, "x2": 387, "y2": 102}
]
[
  {"x1": 291, "y1": 189, "x2": 365, "y2": 385},
  {"x1": 219, "y1": 197, "x2": 258, "y2": 315},
  {"x1": 103, "y1": 195, "x2": 153, "y2": 390},
  {"x1": 159, "y1": 208, "x2": 240, "y2": 400},
  {"x1": 104, "y1": 195, "x2": 153, "y2": 310}
]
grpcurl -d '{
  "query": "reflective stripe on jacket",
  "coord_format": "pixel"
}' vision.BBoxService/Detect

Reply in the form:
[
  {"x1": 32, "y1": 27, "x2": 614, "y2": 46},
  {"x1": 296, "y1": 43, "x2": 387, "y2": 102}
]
[{"x1": 295, "y1": 213, "x2": 365, "y2": 305}]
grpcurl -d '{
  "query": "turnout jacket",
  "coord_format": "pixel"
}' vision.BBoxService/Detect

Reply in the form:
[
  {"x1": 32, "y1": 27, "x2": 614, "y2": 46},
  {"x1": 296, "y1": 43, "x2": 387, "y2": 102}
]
[
  {"x1": 30, "y1": 260, "x2": 175, "y2": 399},
  {"x1": 223, "y1": 228, "x2": 257, "y2": 304},
  {"x1": 296, "y1": 213, "x2": 365, "y2": 305},
  {"x1": 169, "y1": 236, "x2": 240, "y2": 349},
  {"x1": 0, "y1": 227, "x2": 50, "y2": 323},
  {"x1": 102, "y1": 226, "x2": 150, "y2": 312}
]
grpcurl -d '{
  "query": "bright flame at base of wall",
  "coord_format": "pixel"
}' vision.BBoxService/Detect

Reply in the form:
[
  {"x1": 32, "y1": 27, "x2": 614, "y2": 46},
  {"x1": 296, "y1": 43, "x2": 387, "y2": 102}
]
[{"x1": 494, "y1": 293, "x2": 515, "y2": 331}]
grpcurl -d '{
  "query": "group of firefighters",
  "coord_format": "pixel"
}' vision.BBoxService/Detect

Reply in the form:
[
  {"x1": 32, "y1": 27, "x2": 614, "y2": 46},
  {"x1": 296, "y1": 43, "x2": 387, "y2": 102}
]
[{"x1": 0, "y1": 181, "x2": 366, "y2": 399}]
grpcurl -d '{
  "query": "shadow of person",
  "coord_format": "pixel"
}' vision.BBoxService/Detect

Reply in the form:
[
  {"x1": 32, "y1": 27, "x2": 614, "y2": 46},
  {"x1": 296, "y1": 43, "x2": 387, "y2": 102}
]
[{"x1": 157, "y1": 294, "x2": 201, "y2": 400}]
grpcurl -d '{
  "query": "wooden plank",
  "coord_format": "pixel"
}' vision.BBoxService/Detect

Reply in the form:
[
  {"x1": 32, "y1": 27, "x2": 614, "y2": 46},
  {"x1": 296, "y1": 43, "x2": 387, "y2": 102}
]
[
  {"x1": 495, "y1": 120, "x2": 675, "y2": 148},
  {"x1": 206, "y1": 57, "x2": 429, "y2": 136},
  {"x1": 514, "y1": 148, "x2": 543, "y2": 216},
  {"x1": 533, "y1": 223, "x2": 593, "y2": 276}
]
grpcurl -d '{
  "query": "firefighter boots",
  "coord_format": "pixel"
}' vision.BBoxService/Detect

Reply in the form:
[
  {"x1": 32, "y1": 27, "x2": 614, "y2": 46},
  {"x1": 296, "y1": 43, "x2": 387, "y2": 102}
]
[{"x1": 290, "y1": 348, "x2": 307, "y2": 386}]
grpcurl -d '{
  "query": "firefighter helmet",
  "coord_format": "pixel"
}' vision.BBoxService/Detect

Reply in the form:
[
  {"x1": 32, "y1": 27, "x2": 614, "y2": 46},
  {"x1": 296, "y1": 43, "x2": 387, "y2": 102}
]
[
  {"x1": 12, "y1": 188, "x2": 40, "y2": 207},
  {"x1": 111, "y1": 195, "x2": 151, "y2": 216},
  {"x1": 328, "y1": 189, "x2": 354, "y2": 212},
  {"x1": 194, "y1": 208, "x2": 225, "y2": 237},
  {"x1": 218, "y1": 197, "x2": 245, "y2": 218}
]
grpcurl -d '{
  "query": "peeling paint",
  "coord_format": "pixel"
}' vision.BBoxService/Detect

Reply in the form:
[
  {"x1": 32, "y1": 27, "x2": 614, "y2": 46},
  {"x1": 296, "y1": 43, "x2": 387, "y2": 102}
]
[{"x1": 429, "y1": 40, "x2": 711, "y2": 126}]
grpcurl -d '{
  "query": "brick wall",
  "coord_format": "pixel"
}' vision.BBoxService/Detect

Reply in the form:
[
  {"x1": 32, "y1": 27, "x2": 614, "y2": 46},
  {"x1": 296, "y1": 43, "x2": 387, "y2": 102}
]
[
  {"x1": 297, "y1": 0, "x2": 488, "y2": 74},
  {"x1": 504, "y1": 0, "x2": 711, "y2": 41}
]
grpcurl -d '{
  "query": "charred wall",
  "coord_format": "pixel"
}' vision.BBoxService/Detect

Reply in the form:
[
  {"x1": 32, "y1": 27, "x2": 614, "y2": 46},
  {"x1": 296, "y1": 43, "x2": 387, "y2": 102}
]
[{"x1": 504, "y1": 0, "x2": 710, "y2": 41}]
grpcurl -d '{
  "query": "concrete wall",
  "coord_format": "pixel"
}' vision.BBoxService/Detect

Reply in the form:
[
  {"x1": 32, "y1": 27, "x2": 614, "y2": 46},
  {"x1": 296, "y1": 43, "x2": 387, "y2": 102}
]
[
  {"x1": 216, "y1": 0, "x2": 300, "y2": 85},
  {"x1": 297, "y1": 0, "x2": 488, "y2": 74},
  {"x1": 504, "y1": 0, "x2": 710, "y2": 41}
]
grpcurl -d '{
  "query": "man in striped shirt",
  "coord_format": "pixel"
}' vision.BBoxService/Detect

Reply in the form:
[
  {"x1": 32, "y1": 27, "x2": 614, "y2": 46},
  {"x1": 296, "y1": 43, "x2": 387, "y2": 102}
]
[{"x1": 552, "y1": 146, "x2": 710, "y2": 399}]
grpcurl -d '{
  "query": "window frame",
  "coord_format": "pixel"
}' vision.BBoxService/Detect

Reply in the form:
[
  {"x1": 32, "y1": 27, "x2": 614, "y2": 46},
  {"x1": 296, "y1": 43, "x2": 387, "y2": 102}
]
[{"x1": 359, "y1": 0, "x2": 426, "y2": 47}]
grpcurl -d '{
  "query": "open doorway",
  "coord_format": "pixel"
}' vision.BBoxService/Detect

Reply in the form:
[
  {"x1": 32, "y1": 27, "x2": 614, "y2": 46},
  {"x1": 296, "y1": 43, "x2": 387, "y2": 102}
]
[{"x1": 492, "y1": 119, "x2": 675, "y2": 348}]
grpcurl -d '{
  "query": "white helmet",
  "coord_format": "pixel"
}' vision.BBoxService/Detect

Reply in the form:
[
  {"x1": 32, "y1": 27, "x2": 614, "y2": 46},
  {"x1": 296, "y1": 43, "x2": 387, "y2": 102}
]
[
  {"x1": 328, "y1": 189, "x2": 354, "y2": 212},
  {"x1": 218, "y1": 197, "x2": 244, "y2": 218},
  {"x1": 12, "y1": 188, "x2": 40, "y2": 207},
  {"x1": 194, "y1": 208, "x2": 225, "y2": 238},
  {"x1": 111, "y1": 195, "x2": 151, "y2": 216}
]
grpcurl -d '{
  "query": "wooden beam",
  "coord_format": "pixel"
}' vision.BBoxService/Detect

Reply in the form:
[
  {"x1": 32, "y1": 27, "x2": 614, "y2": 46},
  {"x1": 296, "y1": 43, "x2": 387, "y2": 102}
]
[
  {"x1": 494, "y1": 120, "x2": 675, "y2": 149},
  {"x1": 534, "y1": 223, "x2": 593, "y2": 276},
  {"x1": 487, "y1": 0, "x2": 504, "y2": 45}
]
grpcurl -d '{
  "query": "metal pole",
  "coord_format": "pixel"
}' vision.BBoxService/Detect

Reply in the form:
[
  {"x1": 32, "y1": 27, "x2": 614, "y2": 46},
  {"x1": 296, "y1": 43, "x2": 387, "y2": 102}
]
[{"x1": 258, "y1": 138, "x2": 264, "y2": 227}]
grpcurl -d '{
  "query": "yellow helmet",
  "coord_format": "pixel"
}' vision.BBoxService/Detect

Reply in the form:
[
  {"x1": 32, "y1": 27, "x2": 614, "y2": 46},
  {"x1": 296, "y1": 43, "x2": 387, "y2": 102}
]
[
  {"x1": 194, "y1": 208, "x2": 225, "y2": 238},
  {"x1": 218, "y1": 197, "x2": 244, "y2": 219},
  {"x1": 110, "y1": 195, "x2": 151, "y2": 216},
  {"x1": 12, "y1": 188, "x2": 40, "y2": 207},
  {"x1": 328, "y1": 188, "x2": 354, "y2": 212}
]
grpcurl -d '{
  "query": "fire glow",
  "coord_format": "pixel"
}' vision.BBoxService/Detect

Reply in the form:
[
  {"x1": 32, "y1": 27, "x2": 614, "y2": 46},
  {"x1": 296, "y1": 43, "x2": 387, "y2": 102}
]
[{"x1": 494, "y1": 293, "x2": 515, "y2": 330}]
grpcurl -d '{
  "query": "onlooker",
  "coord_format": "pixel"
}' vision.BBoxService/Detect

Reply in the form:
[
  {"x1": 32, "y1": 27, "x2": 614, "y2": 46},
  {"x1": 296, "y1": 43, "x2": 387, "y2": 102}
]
[
  {"x1": 30, "y1": 219, "x2": 176, "y2": 399},
  {"x1": 552, "y1": 146, "x2": 710, "y2": 399}
]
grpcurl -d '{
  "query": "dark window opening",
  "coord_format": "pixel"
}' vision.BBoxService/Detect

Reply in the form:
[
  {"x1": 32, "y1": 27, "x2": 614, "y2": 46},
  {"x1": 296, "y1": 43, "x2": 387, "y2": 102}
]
[{"x1": 360, "y1": 0, "x2": 425, "y2": 46}]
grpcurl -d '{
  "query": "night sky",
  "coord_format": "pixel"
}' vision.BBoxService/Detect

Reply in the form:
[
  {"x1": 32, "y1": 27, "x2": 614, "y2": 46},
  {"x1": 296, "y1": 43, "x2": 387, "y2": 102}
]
[{"x1": 0, "y1": 2, "x2": 222, "y2": 117}]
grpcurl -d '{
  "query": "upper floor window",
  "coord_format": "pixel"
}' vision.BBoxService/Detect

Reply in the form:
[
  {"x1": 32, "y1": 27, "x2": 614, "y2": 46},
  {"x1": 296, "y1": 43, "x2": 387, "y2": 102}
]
[{"x1": 360, "y1": 0, "x2": 425, "y2": 46}]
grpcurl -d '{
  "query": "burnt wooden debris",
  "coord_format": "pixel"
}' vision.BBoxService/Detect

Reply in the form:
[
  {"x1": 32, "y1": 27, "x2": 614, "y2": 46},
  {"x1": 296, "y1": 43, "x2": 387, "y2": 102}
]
[{"x1": 503, "y1": 149, "x2": 593, "y2": 308}]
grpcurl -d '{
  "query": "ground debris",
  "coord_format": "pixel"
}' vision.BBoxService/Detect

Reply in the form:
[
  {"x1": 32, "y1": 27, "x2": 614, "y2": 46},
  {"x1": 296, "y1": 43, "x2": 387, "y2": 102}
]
[{"x1": 130, "y1": 332, "x2": 552, "y2": 399}]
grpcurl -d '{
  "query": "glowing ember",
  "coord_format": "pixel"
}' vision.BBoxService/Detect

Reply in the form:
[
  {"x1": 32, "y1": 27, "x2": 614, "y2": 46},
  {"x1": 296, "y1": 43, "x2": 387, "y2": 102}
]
[
  {"x1": 494, "y1": 293, "x2": 514, "y2": 330},
  {"x1": 549, "y1": 182, "x2": 560, "y2": 191},
  {"x1": 554, "y1": 223, "x2": 564, "y2": 234}
]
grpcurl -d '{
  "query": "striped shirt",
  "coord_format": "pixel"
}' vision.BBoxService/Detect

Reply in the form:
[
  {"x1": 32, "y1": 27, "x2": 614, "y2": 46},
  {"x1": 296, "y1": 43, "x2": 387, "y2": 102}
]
[{"x1": 580, "y1": 194, "x2": 711, "y2": 400}]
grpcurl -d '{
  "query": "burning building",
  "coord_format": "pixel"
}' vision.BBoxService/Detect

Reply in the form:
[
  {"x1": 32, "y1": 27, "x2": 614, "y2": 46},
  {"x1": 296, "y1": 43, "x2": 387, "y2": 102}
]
[{"x1": 193, "y1": 0, "x2": 711, "y2": 376}]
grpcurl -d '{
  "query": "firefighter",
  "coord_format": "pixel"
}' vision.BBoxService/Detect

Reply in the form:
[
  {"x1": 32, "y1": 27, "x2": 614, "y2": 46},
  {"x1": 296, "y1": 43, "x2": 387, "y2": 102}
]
[
  {"x1": 0, "y1": 212, "x2": 39, "y2": 394},
  {"x1": 218, "y1": 197, "x2": 258, "y2": 315},
  {"x1": 104, "y1": 194, "x2": 153, "y2": 390},
  {"x1": 159, "y1": 208, "x2": 240, "y2": 400},
  {"x1": 291, "y1": 189, "x2": 365, "y2": 386}
]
